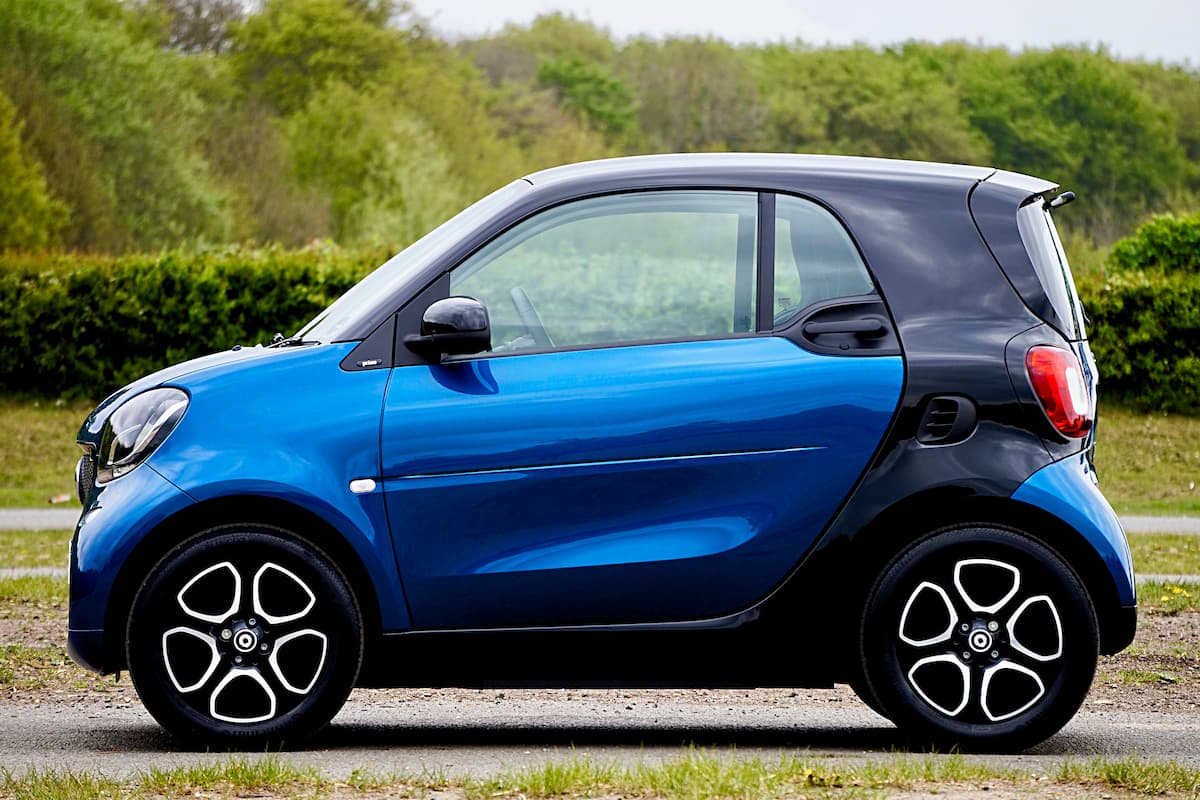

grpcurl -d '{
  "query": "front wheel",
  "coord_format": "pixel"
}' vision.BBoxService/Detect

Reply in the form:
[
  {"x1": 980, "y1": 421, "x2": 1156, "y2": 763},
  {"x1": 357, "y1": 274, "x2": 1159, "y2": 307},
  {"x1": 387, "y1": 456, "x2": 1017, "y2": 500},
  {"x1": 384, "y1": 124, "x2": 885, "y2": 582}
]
[
  {"x1": 127, "y1": 525, "x2": 363, "y2": 748},
  {"x1": 859, "y1": 526, "x2": 1098, "y2": 751}
]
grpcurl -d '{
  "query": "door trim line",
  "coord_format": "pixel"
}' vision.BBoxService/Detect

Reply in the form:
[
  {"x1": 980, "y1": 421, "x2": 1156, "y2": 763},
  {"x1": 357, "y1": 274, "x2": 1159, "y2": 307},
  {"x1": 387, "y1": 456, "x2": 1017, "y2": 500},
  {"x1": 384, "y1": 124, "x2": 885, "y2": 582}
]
[{"x1": 385, "y1": 444, "x2": 826, "y2": 483}]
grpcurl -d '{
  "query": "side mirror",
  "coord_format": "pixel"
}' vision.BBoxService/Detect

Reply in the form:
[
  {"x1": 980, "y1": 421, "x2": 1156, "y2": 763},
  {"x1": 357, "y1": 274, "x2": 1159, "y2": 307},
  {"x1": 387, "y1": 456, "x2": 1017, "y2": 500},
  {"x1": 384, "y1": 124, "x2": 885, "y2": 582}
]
[{"x1": 404, "y1": 296, "x2": 491, "y2": 359}]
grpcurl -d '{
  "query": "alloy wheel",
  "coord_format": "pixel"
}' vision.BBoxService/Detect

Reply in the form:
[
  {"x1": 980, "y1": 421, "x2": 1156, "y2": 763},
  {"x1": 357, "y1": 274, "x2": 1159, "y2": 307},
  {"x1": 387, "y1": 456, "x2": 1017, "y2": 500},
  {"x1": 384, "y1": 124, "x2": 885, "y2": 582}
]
[
  {"x1": 861, "y1": 526, "x2": 1098, "y2": 751},
  {"x1": 128, "y1": 527, "x2": 361, "y2": 747},
  {"x1": 897, "y1": 557, "x2": 1064, "y2": 723}
]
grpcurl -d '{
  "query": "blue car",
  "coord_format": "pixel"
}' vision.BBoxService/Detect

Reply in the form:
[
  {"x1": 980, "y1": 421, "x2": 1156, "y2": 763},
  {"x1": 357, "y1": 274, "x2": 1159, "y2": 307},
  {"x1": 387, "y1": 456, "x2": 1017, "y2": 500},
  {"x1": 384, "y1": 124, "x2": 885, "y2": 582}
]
[{"x1": 69, "y1": 154, "x2": 1135, "y2": 751}]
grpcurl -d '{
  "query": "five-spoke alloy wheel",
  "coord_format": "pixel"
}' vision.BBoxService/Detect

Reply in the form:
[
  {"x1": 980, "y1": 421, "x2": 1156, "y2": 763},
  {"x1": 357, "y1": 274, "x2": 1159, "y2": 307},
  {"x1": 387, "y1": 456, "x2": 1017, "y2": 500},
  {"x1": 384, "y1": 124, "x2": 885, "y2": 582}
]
[
  {"x1": 860, "y1": 526, "x2": 1098, "y2": 751},
  {"x1": 127, "y1": 525, "x2": 362, "y2": 747}
]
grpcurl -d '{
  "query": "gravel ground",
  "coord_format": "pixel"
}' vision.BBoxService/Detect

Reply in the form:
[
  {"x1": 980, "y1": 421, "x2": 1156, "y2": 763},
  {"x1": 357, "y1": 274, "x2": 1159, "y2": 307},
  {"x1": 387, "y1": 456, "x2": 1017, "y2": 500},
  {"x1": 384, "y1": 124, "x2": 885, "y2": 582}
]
[
  {"x1": 5, "y1": 601, "x2": 1199, "y2": 714},
  {"x1": 4, "y1": 605, "x2": 1200, "y2": 779}
]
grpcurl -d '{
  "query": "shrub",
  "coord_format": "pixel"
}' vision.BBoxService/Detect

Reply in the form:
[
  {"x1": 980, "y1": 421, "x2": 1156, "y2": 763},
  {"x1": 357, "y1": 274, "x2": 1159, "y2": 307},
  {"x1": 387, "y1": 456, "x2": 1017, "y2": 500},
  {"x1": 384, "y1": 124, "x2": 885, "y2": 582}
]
[
  {"x1": 1107, "y1": 212, "x2": 1200, "y2": 273},
  {"x1": 0, "y1": 246, "x2": 382, "y2": 399},
  {"x1": 1081, "y1": 269, "x2": 1200, "y2": 413}
]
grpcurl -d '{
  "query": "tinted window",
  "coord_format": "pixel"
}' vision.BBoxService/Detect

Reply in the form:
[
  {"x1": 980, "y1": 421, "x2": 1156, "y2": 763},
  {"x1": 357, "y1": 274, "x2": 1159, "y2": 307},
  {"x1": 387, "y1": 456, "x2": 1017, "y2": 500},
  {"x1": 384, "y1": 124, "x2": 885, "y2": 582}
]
[
  {"x1": 773, "y1": 194, "x2": 874, "y2": 324},
  {"x1": 451, "y1": 191, "x2": 758, "y2": 352},
  {"x1": 1016, "y1": 202, "x2": 1085, "y2": 340}
]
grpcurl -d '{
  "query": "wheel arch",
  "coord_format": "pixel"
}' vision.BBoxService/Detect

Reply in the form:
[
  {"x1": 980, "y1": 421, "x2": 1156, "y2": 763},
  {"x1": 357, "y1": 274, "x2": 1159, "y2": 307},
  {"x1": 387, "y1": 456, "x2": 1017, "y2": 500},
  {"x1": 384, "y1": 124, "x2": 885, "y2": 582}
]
[
  {"x1": 101, "y1": 495, "x2": 385, "y2": 672},
  {"x1": 795, "y1": 488, "x2": 1131, "y2": 678}
]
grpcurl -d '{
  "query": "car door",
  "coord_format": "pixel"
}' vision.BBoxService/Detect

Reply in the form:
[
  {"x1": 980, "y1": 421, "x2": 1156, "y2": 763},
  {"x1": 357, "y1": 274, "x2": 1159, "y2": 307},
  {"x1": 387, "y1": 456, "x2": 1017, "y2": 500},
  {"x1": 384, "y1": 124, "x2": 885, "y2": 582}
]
[{"x1": 381, "y1": 189, "x2": 904, "y2": 629}]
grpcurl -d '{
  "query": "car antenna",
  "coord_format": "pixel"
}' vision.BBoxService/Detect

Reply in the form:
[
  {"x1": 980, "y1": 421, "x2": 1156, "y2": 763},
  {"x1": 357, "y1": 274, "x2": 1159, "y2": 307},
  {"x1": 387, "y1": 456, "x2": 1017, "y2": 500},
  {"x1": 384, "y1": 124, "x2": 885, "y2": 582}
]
[{"x1": 1045, "y1": 190, "x2": 1076, "y2": 210}]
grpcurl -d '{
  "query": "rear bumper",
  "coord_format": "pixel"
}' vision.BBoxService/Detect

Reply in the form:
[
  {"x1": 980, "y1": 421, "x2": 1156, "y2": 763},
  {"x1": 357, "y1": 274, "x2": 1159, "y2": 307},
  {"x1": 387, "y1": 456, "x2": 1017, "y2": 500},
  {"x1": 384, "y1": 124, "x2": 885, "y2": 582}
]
[
  {"x1": 1011, "y1": 451, "x2": 1137, "y2": 653},
  {"x1": 66, "y1": 628, "x2": 106, "y2": 674},
  {"x1": 1107, "y1": 605, "x2": 1138, "y2": 656}
]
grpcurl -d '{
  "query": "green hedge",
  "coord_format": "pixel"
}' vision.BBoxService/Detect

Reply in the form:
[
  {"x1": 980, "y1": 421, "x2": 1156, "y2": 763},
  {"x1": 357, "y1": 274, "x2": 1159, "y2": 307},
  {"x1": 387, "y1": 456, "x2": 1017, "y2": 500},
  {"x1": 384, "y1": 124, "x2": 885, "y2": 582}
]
[
  {"x1": 1, "y1": 246, "x2": 381, "y2": 399},
  {"x1": 2, "y1": 241, "x2": 1198, "y2": 412},
  {"x1": 1083, "y1": 211, "x2": 1200, "y2": 413},
  {"x1": 1081, "y1": 269, "x2": 1200, "y2": 414},
  {"x1": 1108, "y1": 212, "x2": 1200, "y2": 274}
]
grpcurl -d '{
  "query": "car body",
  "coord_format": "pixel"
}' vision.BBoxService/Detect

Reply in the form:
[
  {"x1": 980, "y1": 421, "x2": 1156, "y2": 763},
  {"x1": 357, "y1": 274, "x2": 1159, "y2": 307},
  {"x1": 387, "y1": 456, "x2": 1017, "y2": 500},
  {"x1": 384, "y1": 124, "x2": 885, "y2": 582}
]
[{"x1": 68, "y1": 153, "x2": 1135, "y2": 750}]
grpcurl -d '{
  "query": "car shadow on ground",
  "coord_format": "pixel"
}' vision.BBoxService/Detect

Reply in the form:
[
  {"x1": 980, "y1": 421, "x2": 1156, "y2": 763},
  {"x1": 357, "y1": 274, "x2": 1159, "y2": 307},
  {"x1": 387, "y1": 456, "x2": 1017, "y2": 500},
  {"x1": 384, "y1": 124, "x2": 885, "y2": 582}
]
[{"x1": 58, "y1": 718, "x2": 1103, "y2": 757}]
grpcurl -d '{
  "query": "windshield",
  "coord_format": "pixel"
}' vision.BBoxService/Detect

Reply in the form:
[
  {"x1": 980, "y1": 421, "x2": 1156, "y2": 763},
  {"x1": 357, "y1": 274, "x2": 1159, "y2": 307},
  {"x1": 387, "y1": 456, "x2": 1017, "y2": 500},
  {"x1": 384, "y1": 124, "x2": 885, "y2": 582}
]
[{"x1": 296, "y1": 179, "x2": 532, "y2": 343}]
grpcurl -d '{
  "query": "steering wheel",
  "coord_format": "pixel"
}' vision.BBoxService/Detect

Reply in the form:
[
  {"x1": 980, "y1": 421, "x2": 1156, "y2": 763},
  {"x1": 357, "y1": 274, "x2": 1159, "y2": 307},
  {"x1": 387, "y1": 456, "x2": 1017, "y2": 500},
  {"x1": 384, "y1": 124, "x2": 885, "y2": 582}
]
[{"x1": 509, "y1": 287, "x2": 554, "y2": 348}]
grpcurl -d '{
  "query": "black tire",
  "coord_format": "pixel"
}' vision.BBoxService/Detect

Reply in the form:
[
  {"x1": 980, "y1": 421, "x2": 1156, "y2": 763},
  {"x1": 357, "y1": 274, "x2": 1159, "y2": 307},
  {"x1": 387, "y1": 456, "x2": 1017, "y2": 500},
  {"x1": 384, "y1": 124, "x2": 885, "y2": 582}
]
[
  {"x1": 849, "y1": 672, "x2": 892, "y2": 721},
  {"x1": 859, "y1": 526, "x2": 1098, "y2": 752},
  {"x1": 127, "y1": 524, "x2": 363, "y2": 748}
]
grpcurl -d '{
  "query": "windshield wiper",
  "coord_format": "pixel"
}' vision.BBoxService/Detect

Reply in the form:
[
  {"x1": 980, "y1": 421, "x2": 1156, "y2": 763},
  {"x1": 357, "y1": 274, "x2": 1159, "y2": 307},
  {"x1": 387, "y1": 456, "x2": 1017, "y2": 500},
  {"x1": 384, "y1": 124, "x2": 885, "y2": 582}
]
[{"x1": 269, "y1": 332, "x2": 320, "y2": 348}]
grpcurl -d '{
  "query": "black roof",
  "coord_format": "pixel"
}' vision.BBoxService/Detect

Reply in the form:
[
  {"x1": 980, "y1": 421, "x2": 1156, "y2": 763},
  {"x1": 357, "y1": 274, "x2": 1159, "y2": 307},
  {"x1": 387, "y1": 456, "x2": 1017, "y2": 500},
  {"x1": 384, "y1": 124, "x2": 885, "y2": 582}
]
[
  {"x1": 316, "y1": 153, "x2": 1058, "y2": 343},
  {"x1": 526, "y1": 153, "x2": 997, "y2": 189}
]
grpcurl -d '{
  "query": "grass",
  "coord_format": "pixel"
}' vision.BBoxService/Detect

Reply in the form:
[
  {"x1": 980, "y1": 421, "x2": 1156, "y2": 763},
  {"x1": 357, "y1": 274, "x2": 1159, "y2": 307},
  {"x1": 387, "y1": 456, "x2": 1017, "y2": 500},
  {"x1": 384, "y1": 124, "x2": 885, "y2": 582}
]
[
  {"x1": 4, "y1": 753, "x2": 1200, "y2": 799},
  {"x1": 0, "y1": 395, "x2": 1198, "y2": 514},
  {"x1": 1138, "y1": 581, "x2": 1200, "y2": 615},
  {"x1": 138, "y1": 757, "x2": 328, "y2": 797},
  {"x1": 0, "y1": 530, "x2": 71, "y2": 569},
  {"x1": 0, "y1": 644, "x2": 108, "y2": 693},
  {"x1": 1060, "y1": 756, "x2": 1200, "y2": 797},
  {"x1": 1095, "y1": 405, "x2": 1200, "y2": 515},
  {"x1": 0, "y1": 397, "x2": 91, "y2": 508},
  {"x1": 0, "y1": 576, "x2": 67, "y2": 607},
  {"x1": 1116, "y1": 668, "x2": 1179, "y2": 685},
  {"x1": 1129, "y1": 533, "x2": 1200, "y2": 575}
]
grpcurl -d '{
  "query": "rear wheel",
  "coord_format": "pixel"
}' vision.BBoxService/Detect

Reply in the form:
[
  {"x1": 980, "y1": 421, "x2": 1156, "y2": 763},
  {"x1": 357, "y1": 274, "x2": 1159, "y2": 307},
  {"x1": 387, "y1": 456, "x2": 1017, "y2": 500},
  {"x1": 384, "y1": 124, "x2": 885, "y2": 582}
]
[
  {"x1": 127, "y1": 525, "x2": 362, "y2": 748},
  {"x1": 860, "y1": 526, "x2": 1097, "y2": 751}
]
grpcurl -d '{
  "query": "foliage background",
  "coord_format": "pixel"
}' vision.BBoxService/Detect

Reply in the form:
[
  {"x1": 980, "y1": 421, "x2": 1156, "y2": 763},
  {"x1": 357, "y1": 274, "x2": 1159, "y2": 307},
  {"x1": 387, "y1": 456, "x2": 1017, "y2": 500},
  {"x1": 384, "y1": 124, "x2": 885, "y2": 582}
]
[
  {"x1": 2, "y1": 0, "x2": 1199, "y2": 253},
  {"x1": 2, "y1": 0, "x2": 1199, "y2": 407}
]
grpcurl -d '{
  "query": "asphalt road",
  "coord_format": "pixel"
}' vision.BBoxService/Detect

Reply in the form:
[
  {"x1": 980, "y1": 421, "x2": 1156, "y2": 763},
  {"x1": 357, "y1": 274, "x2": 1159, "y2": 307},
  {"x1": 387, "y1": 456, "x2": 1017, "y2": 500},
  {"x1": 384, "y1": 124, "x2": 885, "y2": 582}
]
[{"x1": 3, "y1": 693, "x2": 1199, "y2": 779}]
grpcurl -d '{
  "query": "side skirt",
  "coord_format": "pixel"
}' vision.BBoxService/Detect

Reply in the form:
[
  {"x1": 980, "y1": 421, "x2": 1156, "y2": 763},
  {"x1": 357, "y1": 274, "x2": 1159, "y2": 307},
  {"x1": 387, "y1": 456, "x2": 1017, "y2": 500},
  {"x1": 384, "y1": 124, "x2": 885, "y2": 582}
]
[{"x1": 357, "y1": 626, "x2": 833, "y2": 689}]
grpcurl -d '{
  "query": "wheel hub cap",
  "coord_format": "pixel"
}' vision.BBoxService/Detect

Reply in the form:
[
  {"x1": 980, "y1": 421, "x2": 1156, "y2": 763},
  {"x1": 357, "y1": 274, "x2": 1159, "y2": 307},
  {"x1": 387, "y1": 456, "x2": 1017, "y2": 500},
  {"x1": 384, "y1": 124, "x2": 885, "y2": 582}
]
[
  {"x1": 967, "y1": 626, "x2": 993, "y2": 653},
  {"x1": 232, "y1": 627, "x2": 259, "y2": 653}
]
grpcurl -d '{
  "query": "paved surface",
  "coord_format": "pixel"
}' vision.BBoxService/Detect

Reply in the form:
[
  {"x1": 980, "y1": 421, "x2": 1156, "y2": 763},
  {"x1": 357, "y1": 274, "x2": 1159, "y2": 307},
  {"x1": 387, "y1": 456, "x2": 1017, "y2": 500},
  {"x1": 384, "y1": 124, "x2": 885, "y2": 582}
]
[
  {"x1": 2, "y1": 697, "x2": 1199, "y2": 779},
  {"x1": 0, "y1": 508, "x2": 79, "y2": 530},
  {"x1": 1140, "y1": 573, "x2": 1200, "y2": 584},
  {"x1": 1122, "y1": 515, "x2": 1200, "y2": 534},
  {"x1": 4, "y1": 508, "x2": 1200, "y2": 533},
  {"x1": 0, "y1": 566, "x2": 65, "y2": 579}
]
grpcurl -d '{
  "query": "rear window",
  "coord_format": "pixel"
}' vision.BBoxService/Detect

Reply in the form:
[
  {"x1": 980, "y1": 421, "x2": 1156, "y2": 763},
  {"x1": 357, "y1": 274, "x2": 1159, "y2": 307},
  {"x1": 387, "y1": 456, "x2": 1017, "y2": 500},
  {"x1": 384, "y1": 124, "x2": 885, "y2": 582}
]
[{"x1": 1016, "y1": 201, "x2": 1086, "y2": 341}]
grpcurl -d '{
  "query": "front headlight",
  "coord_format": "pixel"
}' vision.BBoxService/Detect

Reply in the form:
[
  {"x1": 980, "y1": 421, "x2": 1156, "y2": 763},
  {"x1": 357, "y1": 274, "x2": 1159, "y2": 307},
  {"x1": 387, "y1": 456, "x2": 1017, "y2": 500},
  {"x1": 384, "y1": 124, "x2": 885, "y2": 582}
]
[{"x1": 97, "y1": 388, "x2": 189, "y2": 483}]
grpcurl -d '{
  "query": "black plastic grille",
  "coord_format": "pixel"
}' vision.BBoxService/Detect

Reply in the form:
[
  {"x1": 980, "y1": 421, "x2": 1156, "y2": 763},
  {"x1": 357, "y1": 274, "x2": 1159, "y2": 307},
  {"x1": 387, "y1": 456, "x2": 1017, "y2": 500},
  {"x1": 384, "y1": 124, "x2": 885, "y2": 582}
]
[
  {"x1": 76, "y1": 454, "x2": 96, "y2": 506},
  {"x1": 917, "y1": 396, "x2": 977, "y2": 445},
  {"x1": 921, "y1": 398, "x2": 960, "y2": 441}
]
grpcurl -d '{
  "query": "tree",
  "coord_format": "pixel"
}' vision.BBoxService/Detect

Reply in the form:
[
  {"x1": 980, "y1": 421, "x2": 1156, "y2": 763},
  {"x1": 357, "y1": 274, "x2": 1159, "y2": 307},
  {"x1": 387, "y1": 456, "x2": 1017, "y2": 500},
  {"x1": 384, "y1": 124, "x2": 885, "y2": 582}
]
[
  {"x1": 0, "y1": 0, "x2": 229, "y2": 250},
  {"x1": 0, "y1": 90, "x2": 67, "y2": 249},
  {"x1": 228, "y1": 0, "x2": 401, "y2": 113},
  {"x1": 752, "y1": 44, "x2": 991, "y2": 164},
  {"x1": 537, "y1": 56, "x2": 636, "y2": 137},
  {"x1": 149, "y1": 0, "x2": 246, "y2": 54},
  {"x1": 956, "y1": 47, "x2": 1193, "y2": 240},
  {"x1": 620, "y1": 37, "x2": 766, "y2": 152},
  {"x1": 288, "y1": 82, "x2": 464, "y2": 246}
]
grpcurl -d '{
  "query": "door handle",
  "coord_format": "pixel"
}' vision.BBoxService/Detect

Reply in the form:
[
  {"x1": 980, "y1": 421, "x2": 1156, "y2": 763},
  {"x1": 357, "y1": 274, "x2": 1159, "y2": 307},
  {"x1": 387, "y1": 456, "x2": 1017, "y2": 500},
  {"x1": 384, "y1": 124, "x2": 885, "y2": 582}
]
[{"x1": 803, "y1": 317, "x2": 887, "y2": 338}]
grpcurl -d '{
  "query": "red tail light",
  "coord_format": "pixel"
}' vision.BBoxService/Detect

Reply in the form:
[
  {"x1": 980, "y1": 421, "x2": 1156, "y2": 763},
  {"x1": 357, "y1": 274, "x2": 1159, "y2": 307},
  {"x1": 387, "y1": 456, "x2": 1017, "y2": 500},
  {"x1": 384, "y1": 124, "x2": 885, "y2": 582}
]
[{"x1": 1025, "y1": 345, "x2": 1092, "y2": 438}]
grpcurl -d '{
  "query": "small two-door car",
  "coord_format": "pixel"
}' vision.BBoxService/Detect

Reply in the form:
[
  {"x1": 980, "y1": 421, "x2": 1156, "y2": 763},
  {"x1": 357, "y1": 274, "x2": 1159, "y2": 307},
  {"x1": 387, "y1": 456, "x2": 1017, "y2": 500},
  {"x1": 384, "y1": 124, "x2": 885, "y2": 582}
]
[{"x1": 69, "y1": 153, "x2": 1134, "y2": 751}]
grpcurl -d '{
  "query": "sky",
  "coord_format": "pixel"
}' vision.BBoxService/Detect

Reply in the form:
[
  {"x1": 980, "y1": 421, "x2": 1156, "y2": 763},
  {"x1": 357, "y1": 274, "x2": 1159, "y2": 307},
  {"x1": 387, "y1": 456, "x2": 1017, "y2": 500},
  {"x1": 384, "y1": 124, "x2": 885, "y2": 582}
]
[{"x1": 415, "y1": 0, "x2": 1198, "y2": 66}]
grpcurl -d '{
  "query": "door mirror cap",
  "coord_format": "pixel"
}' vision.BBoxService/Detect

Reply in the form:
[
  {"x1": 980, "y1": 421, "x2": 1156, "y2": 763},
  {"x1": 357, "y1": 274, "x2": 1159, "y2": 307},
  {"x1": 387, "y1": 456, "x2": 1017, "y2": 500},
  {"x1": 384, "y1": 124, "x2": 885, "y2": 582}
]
[{"x1": 405, "y1": 296, "x2": 491, "y2": 359}]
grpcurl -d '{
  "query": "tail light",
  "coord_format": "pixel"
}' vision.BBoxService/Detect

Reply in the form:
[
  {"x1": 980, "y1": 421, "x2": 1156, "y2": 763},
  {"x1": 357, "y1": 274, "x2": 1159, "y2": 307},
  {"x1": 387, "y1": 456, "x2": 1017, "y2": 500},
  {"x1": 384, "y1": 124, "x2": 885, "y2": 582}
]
[{"x1": 1025, "y1": 345, "x2": 1092, "y2": 438}]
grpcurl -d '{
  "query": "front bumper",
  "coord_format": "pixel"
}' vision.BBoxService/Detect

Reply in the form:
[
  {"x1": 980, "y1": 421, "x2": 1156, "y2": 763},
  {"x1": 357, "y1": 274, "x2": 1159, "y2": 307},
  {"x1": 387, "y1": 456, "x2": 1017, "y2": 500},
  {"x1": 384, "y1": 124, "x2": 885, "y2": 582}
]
[{"x1": 68, "y1": 464, "x2": 195, "y2": 674}]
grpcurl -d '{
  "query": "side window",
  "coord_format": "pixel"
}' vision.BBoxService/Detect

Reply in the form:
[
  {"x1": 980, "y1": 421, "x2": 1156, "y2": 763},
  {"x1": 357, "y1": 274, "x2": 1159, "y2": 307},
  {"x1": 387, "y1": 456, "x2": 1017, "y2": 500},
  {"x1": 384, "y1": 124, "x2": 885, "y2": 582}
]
[
  {"x1": 773, "y1": 194, "x2": 874, "y2": 324},
  {"x1": 450, "y1": 191, "x2": 758, "y2": 353}
]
